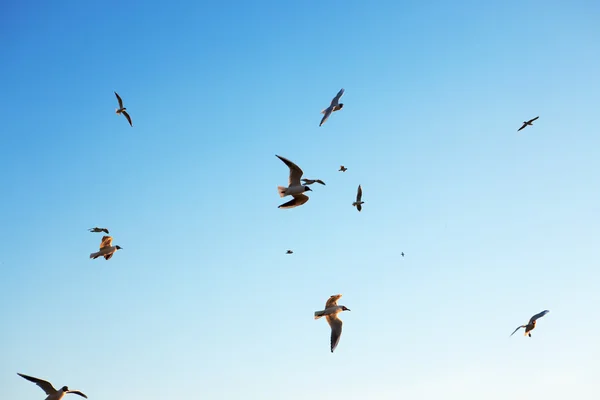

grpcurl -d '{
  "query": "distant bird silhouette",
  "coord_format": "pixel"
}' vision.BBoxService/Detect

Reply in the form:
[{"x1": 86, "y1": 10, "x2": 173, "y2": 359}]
[
  {"x1": 352, "y1": 184, "x2": 364, "y2": 212},
  {"x1": 88, "y1": 227, "x2": 109, "y2": 234},
  {"x1": 301, "y1": 178, "x2": 326, "y2": 186},
  {"x1": 319, "y1": 88, "x2": 345, "y2": 127},
  {"x1": 401, "y1": 252, "x2": 405, "y2": 257},
  {"x1": 314, "y1": 294, "x2": 351, "y2": 353},
  {"x1": 276, "y1": 155, "x2": 312, "y2": 209},
  {"x1": 90, "y1": 235, "x2": 123, "y2": 260},
  {"x1": 17, "y1": 373, "x2": 87, "y2": 400},
  {"x1": 114, "y1": 91, "x2": 133, "y2": 127},
  {"x1": 517, "y1": 116, "x2": 539, "y2": 131},
  {"x1": 510, "y1": 310, "x2": 549, "y2": 337},
  {"x1": 286, "y1": 250, "x2": 293, "y2": 254},
  {"x1": 339, "y1": 166, "x2": 347, "y2": 172}
]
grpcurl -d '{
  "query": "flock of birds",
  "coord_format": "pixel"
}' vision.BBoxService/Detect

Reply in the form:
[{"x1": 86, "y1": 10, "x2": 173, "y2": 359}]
[{"x1": 15, "y1": 88, "x2": 549, "y2": 400}]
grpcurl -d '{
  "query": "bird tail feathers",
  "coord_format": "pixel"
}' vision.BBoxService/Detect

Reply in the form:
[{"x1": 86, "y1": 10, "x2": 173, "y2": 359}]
[
  {"x1": 314, "y1": 310, "x2": 326, "y2": 319},
  {"x1": 277, "y1": 186, "x2": 287, "y2": 198}
]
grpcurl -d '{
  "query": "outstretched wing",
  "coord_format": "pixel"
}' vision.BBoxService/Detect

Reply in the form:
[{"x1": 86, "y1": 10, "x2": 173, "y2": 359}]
[
  {"x1": 510, "y1": 325, "x2": 526, "y2": 337},
  {"x1": 67, "y1": 390, "x2": 88, "y2": 399},
  {"x1": 114, "y1": 91, "x2": 124, "y2": 108},
  {"x1": 326, "y1": 314, "x2": 343, "y2": 352},
  {"x1": 319, "y1": 107, "x2": 333, "y2": 126},
  {"x1": 104, "y1": 253, "x2": 114, "y2": 260},
  {"x1": 17, "y1": 373, "x2": 57, "y2": 395},
  {"x1": 278, "y1": 193, "x2": 309, "y2": 209},
  {"x1": 315, "y1": 179, "x2": 326, "y2": 185},
  {"x1": 325, "y1": 294, "x2": 342, "y2": 308},
  {"x1": 276, "y1": 155, "x2": 304, "y2": 186},
  {"x1": 529, "y1": 310, "x2": 549, "y2": 324},
  {"x1": 517, "y1": 122, "x2": 527, "y2": 131},
  {"x1": 356, "y1": 185, "x2": 362, "y2": 202},
  {"x1": 528, "y1": 116, "x2": 540, "y2": 123},
  {"x1": 100, "y1": 235, "x2": 113, "y2": 249},
  {"x1": 330, "y1": 88, "x2": 345, "y2": 106},
  {"x1": 122, "y1": 111, "x2": 133, "y2": 127}
]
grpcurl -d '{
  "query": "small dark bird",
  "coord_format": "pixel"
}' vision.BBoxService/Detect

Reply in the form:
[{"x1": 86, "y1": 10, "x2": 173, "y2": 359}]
[
  {"x1": 286, "y1": 250, "x2": 293, "y2": 254},
  {"x1": 339, "y1": 166, "x2": 347, "y2": 172},
  {"x1": 114, "y1": 91, "x2": 133, "y2": 127},
  {"x1": 510, "y1": 310, "x2": 550, "y2": 337},
  {"x1": 352, "y1": 184, "x2": 364, "y2": 212},
  {"x1": 88, "y1": 227, "x2": 109, "y2": 234},
  {"x1": 517, "y1": 116, "x2": 539, "y2": 131},
  {"x1": 319, "y1": 88, "x2": 345, "y2": 127},
  {"x1": 401, "y1": 252, "x2": 405, "y2": 257},
  {"x1": 302, "y1": 178, "x2": 326, "y2": 186},
  {"x1": 17, "y1": 373, "x2": 88, "y2": 400}
]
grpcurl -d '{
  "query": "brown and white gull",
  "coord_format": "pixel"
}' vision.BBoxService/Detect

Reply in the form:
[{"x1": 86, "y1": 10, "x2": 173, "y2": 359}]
[
  {"x1": 18, "y1": 373, "x2": 87, "y2": 400},
  {"x1": 319, "y1": 88, "x2": 345, "y2": 127},
  {"x1": 114, "y1": 91, "x2": 133, "y2": 127},
  {"x1": 352, "y1": 184, "x2": 364, "y2": 212},
  {"x1": 517, "y1": 116, "x2": 539, "y2": 132},
  {"x1": 314, "y1": 294, "x2": 351, "y2": 353},
  {"x1": 89, "y1": 235, "x2": 122, "y2": 260},
  {"x1": 510, "y1": 310, "x2": 549, "y2": 337},
  {"x1": 276, "y1": 155, "x2": 312, "y2": 209},
  {"x1": 301, "y1": 178, "x2": 326, "y2": 186}
]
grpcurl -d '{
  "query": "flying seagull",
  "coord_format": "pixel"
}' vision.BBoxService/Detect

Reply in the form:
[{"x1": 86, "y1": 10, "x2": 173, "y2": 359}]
[
  {"x1": 510, "y1": 310, "x2": 550, "y2": 337},
  {"x1": 17, "y1": 373, "x2": 87, "y2": 400},
  {"x1": 90, "y1": 235, "x2": 122, "y2": 260},
  {"x1": 286, "y1": 250, "x2": 293, "y2": 254},
  {"x1": 339, "y1": 166, "x2": 347, "y2": 172},
  {"x1": 314, "y1": 294, "x2": 351, "y2": 353},
  {"x1": 301, "y1": 178, "x2": 326, "y2": 186},
  {"x1": 319, "y1": 88, "x2": 345, "y2": 127},
  {"x1": 352, "y1": 184, "x2": 364, "y2": 212},
  {"x1": 401, "y1": 252, "x2": 405, "y2": 257},
  {"x1": 276, "y1": 155, "x2": 312, "y2": 209},
  {"x1": 517, "y1": 116, "x2": 539, "y2": 132},
  {"x1": 114, "y1": 91, "x2": 133, "y2": 127},
  {"x1": 88, "y1": 227, "x2": 109, "y2": 234}
]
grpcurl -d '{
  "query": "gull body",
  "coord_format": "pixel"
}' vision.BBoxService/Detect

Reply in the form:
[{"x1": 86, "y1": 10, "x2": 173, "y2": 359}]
[
  {"x1": 352, "y1": 184, "x2": 364, "y2": 212},
  {"x1": 114, "y1": 91, "x2": 133, "y2": 127},
  {"x1": 18, "y1": 373, "x2": 87, "y2": 400},
  {"x1": 517, "y1": 116, "x2": 539, "y2": 131},
  {"x1": 314, "y1": 294, "x2": 351, "y2": 352},
  {"x1": 276, "y1": 155, "x2": 312, "y2": 209},
  {"x1": 319, "y1": 88, "x2": 345, "y2": 127},
  {"x1": 510, "y1": 310, "x2": 549, "y2": 337},
  {"x1": 88, "y1": 227, "x2": 109, "y2": 234},
  {"x1": 286, "y1": 250, "x2": 293, "y2": 254},
  {"x1": 90, "y1": 235, "x2": 122, "y2": 260},
  {"x1": 339, "y1": 166, "x2": 347, "y2": 172},
  {"x1": 301, "y1": 178, "x2": 326, "y2": 186}
]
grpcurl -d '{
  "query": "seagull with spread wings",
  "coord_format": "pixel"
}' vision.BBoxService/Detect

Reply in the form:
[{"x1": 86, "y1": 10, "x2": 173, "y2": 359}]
[
  {"x1": 517, "y1": 116, "x2": 539, "y2": 132},
  {"x1": 89, "y1": 235, "x2": 122, "y2": 260},
  {"x1": 18, "y1": 373, "x2": 87, "y2": 400},
  {"x1": 276, "y1": 155, "x2": 312, "y2": 209},
  {"x1": 352, "y1": 184, "x2": 364, "y2": 212},
  {"x1": 314, "y1": 294, "x2": 351, "y2": 353},
  {"x1": 510, "y1": 310, "x2": 550, "y2": 337},
  {"x1": 88, "y1": 227, "x2": 109, "y2": 234},
  {"x1": 301, "y1": 178, "x2": 326, "y2": 186},
  {"x1": 319, "y1": 88, "x2": 345, "y2": 127},
  {"x1": 114, "y1": 91, "x2": 133, "y2": 127}
]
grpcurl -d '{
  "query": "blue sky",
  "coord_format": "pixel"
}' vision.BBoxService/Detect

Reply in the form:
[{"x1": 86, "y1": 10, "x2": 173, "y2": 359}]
[{"x1": 1, "y1": 1, "x2": 599, "y2": 399}]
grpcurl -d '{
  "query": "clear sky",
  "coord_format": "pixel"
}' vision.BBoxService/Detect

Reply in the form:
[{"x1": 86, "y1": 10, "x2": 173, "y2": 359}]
[{"x1": 1, "y1": 1, "x2": 599, "y2": 399}]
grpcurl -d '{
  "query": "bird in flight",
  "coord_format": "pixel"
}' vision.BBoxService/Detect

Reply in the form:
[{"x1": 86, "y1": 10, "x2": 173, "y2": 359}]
[
  {"x1": 339, "y1": 166, "x2": 347, "y2": 172},
  {"x1": 276, "y1": 155, "x2": 312, "y2": 209},
  {"x1": 114, "y1": 91, "x2": 133, "y2": 127},
  {"x1": 314, "y1": 294, "x2": 351, "y2": 353},
  {"x1": 17, "y1": 373, "x2": 87, "y2": 400},
  {"x1": 88, "y1": 227, "x2": 109, "y2": 234},
  {"x1": 352, "y1": 184, "x2": 364, "y2": 212},
  {"x1": 90, "y1": 235, "x2": 123, "y2": 260},
  {"x1": 401, "y1": 252, "x2": 405, "y2": 257},
  {"x1": 319, "y1": 88, "x2": 345, "y2": 127},
  {"x1": 510, "y1": 310, "x2": 550, "y2": 337},
  {"x1": 517, "y1": 116, "x2": 539, "y2": 131},
  {"x1": 286, "y1": 250, "x2": 293, "y2": 254},
  {"x1": 301, "y1": 178, "x2": 326, "y2": 186}
]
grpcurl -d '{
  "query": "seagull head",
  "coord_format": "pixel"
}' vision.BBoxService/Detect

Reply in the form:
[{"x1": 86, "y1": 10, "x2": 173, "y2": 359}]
[
  {"x1": 304, "y1": 186, "x2": 312, "y2": 192},
  {"x1": 338, "y1": 103, "x2": 344, "y2": 109},
  {"x1": 61, "y1": 386, "x2": 69, "y2": 392},
  {"x1": 341, "y1": 306, "x2": 351, "y2": 311},
  {"x1": 116, "y1": 245, "x2": 123, "y2": 250}
]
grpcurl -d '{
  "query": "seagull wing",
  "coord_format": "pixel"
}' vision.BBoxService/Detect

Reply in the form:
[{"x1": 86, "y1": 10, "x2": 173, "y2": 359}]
[
  {"x1": 320, "y1": 107, "x2": 333, "y2": 126},
  {"x1": 330, "y1": 88, "x2": 345, "y2": 106},
  {"x1": 278, "y1": 193, "x2": 309, "y2": 209},
  {"x1": 17, "y1": 373, "x2": 57, "y2": 395},
  {"x1": 276, "y1": 155, "x2": 304, "y2": 186},
  {"x1": 325, "y1": 294, "x2": 342, "y2": 308},
  {"x1": 101, "y1": 228, "x2": 109, "y2": 234},
  {"x1": 517, "y1": 122, "x2": 527, "y2": 131},
  {"x1": 528, "y1": 116, "x2": 540, "y2": 123},
  {"x1": 104, "y1": 253, "x2": 114, "y2": 260},
  {"x1": 122, "y1": 111, "x2": 133, "y2": 127},
  {"x1": 510, "y1": 325, "x2": 526, "y2": 337},
  {"x1": 315, "y1": 179, "x2": 326, "y2": 185},
  {"x1": 114, "y1": 91, "x2": 124, "y2": 108},
  {"x1": 326, "y1": 314, "x2": 344, "y2": 352},
  {"x1": 529, "y1": 310, "x2": 549, "y2": 324},
  {"x1": 356, "y1": 185, "x2": 362, "y2": 202},
  {"x1": 67, "y1": 391, "x2": 88, "y2": 399},
  {"x1": 100, "y1": 235, "x2": 113, "y2": 249}
]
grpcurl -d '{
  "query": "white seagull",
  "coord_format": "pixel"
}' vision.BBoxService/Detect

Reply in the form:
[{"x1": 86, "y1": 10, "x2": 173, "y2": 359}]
[
  {"x1": 510, "y1": 310, "x2": 550, "y2": 337},
  {"x1": 18, "y1": 373, "x2": 88, "y2": 400},
  {"x1": 319, "y1": 88, "x2": 345, "y2": 127},
  {"x1": 276, "y1": 155, "x2": 312, "y2": 209},
  {"x1": 89, "y1": 235, "x2": 122, "y2": 260},
  {"x1": 314, "y1": 294, "x2": 351, "y2": 353},
  {"x1": 517, "y1": 116, "x2": 539, "y2": 132},
  {"x1": 352, "y1": 184, "x2": 364, "y2": 212},
  {"x1": 114, "y1": 91, "x2": 133, "y2": 127}
]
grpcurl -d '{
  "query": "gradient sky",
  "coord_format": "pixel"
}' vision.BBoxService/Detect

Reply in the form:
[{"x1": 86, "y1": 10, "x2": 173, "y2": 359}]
[{"x1": 1, "y1": 1, "x2": 599, "y2": 399}]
